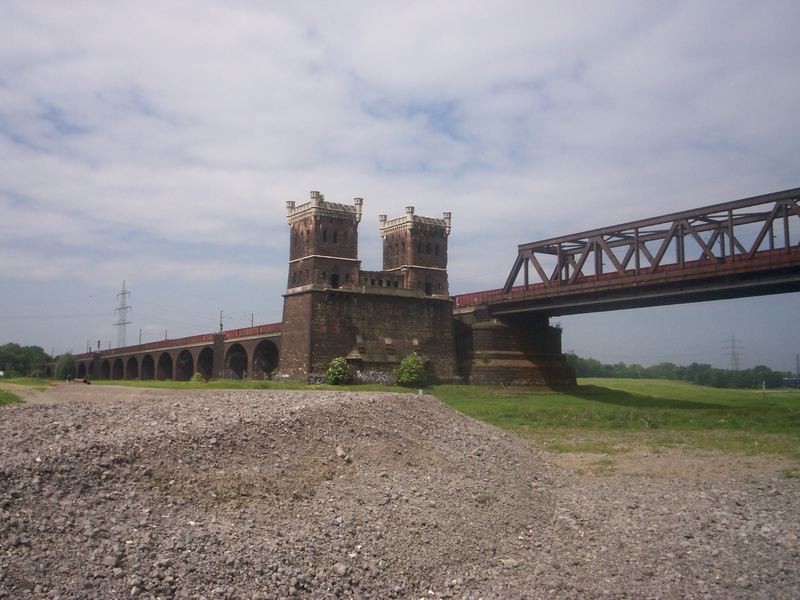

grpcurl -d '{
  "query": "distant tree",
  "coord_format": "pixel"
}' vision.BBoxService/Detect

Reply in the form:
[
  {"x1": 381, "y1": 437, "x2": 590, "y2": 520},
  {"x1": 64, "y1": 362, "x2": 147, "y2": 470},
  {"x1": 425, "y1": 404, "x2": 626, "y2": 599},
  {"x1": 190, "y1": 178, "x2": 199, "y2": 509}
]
[
  {"x1": 54, "y1": 354, "x2": 76, "y2": 380},
  {"x1": 567, "y1": 353, "x2": 787, "y2": 389},
  {"x1": 0, "y1": 343, "x2": 51, "y2": 376}
]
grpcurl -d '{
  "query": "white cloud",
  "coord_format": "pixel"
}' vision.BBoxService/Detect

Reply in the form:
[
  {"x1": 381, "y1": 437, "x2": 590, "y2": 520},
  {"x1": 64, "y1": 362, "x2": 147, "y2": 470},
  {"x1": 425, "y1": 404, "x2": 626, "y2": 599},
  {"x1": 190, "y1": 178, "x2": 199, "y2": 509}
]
[{"x1": 1, "y1": 0, "x2": 798, "y2": 366}]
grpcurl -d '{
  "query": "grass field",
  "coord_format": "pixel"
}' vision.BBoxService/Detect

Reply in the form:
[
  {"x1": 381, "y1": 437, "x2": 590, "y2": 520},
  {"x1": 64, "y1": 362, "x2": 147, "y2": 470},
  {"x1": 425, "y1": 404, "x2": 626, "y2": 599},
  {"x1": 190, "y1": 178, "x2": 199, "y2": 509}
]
[{"x1": 433, "y1": 378, "x2": 800, "y2": 460}]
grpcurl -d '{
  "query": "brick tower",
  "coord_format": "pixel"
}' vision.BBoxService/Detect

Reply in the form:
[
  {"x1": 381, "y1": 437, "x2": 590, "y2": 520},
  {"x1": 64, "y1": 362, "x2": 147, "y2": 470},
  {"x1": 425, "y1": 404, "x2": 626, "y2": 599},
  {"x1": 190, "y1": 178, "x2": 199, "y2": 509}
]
[
  {"x1": 286, "y1": 191, "x2": 363, "y2": 291},
  {"x1": 378, "y1": 206, "x2": 451, "y2": 296}
]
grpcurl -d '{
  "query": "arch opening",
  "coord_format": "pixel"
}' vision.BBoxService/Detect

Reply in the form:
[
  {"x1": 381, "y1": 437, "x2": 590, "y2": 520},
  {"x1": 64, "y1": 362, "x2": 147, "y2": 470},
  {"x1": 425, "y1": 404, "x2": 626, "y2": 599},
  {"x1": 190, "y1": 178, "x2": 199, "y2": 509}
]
[
  {"x1": 197, "y1": 347, "x2": 213, "y2": 380},
  {"x1": 77, "y1": 363, "x2": 87, "y2": 378},
  {"x1": 111, "y1": 358, "x2": 124, "y2": 380},
  {"x1": 252, "y1": 340, "x2": 279, "y2": 380},
  {"x1": 126, "y1": 356, "x2": 139, "y2": 380},
  {"x1": 225, "y1": 343, "x2": 248, "y2": 379},
  {"x1": 100, "y1": 360, "x2": 111, "y2": 379},
  {"x1": 175, "y1": 350, "x2": 194, "y2": 381},
  {"x1": 157, "y1": 352, "x2": 173, "y2": 380},
  {"x1": 141, "y1": 355, "x2": 155, "y2": 380}
]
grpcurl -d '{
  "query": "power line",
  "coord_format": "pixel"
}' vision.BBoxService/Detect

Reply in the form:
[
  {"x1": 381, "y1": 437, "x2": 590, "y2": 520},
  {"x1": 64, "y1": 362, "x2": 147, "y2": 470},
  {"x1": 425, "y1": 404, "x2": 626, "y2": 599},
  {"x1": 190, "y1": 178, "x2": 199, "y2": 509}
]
[
  {"x1": 722, "y1": 333, "x2": 744, "y2": 371},
  {"x1": 114, "y1": 280, "x2": 132, "y2": 348}
]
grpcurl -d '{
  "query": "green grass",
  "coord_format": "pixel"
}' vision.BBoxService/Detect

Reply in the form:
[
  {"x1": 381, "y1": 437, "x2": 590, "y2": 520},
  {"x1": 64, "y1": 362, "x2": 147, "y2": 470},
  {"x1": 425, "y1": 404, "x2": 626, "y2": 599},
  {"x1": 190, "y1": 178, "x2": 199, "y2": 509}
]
[
  {"x1": 0, "y1": 389, "x2": 21, "y2": 406},
  {"x1": 1, "y1": 377, "x2": 48, "y2": 390},
  {"x1": 431, "y1": 379, "x2": 800, "y2": 459},
  {"x1": 432, "y1": 379, "x2": 800, "y2": 433}
]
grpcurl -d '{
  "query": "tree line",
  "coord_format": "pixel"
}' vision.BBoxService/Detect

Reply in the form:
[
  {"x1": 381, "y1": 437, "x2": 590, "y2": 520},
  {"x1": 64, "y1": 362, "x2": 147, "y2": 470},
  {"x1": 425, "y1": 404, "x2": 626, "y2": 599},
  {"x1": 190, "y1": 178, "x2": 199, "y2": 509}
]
[
  {"x1": 0, "y1": 343, "x2": 51, "y2": 377},
  {"x1": 565, "y1": 352, "x2": 791, "y2": 389}
]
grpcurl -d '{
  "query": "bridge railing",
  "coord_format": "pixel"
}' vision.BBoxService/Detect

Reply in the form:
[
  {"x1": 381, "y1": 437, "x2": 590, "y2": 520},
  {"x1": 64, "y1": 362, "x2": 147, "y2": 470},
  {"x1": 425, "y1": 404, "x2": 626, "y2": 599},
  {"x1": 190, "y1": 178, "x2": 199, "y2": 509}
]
[
  {"x1": 222, "y1": 322, "x2": 282, "y2": 338},
  {"x1": 502, "y1": 187, "x2": 800, "y2": 294}
]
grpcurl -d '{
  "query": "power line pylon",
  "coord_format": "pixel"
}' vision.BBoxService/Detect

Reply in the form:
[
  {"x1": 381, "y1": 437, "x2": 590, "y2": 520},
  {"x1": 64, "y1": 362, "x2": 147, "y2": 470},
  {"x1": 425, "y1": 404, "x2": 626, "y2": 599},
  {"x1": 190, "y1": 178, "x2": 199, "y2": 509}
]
[
  {"x1": 114, "y1": 280, "x2": 132, "y2": 348},
  {"x1": 722, "y1": 333, "x2": 743, "y2": 371}
]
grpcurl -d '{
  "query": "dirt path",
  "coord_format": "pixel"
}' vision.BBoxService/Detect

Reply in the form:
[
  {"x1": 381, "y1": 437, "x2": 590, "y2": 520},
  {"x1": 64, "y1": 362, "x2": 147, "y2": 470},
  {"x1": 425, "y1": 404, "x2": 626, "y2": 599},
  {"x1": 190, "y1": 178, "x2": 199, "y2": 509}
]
[{"x1": 1, "y1": 385, "x2": 797, "y2": 599}]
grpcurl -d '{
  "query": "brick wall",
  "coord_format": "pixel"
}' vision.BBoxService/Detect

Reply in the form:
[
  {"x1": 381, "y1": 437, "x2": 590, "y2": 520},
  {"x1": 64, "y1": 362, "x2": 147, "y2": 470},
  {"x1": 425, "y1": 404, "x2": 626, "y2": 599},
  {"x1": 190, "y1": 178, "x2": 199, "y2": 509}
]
[
  {"x1": 279, "y1": 288, "x2": 458, "y2": 381},
  {"x1": 279, "y1": 292, "x2": 313, "y2": 375}
]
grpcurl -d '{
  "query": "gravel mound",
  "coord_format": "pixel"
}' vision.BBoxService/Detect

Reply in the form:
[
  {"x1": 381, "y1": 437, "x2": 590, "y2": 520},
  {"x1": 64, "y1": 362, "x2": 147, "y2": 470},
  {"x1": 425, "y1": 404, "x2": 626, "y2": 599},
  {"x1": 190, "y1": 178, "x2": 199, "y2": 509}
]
[{"x1": 1, "y1": 386, "x2": 798, "y2": 599}]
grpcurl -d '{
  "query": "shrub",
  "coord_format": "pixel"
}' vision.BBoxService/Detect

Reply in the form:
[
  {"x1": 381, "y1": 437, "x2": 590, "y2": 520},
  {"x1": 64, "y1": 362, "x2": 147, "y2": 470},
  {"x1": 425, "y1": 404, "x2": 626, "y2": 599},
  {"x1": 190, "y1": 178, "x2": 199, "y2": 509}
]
[
  {"x1": 326, "y1": 357, "x2": 351, "y2": 385},
  {"x1": 190, "y1": 372, "x2": 204, "y2": 382},
  {"x1": 54, "y1": 353, "x2": 76, "y2": 380},
  {"x1": 395, "y1": 352, "x2": 427, "y2": 387}
]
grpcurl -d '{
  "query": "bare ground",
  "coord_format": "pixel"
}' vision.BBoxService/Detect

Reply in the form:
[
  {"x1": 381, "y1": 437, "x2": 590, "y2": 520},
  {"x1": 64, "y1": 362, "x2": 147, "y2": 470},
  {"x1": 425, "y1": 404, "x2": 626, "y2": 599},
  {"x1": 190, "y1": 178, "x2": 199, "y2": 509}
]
[{"x1": 0, "y1": 385, "x2": 797, "y2": 599}]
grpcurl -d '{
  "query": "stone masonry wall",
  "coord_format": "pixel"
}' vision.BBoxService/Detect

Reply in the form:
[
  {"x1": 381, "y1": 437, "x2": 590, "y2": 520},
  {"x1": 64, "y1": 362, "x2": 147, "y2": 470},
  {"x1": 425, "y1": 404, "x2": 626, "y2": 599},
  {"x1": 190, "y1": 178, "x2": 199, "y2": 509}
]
[
  {"x1": 279, "y1": 292, "x2": 313, "y2": 375},
  {"x1": 280, "y1": 288, "x2": 458, "y2": 381}
]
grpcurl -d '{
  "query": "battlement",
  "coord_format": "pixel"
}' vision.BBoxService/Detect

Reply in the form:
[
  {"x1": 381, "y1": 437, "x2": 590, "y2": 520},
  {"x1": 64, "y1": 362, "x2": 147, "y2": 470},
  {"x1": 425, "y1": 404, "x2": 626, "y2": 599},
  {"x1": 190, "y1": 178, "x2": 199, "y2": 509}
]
[
  {"x1": 378, "y1": 206, "x2": 451, "y2": 237},
  {"x1": 286, "y1": 191, "x2": 363, "y2": 225}
]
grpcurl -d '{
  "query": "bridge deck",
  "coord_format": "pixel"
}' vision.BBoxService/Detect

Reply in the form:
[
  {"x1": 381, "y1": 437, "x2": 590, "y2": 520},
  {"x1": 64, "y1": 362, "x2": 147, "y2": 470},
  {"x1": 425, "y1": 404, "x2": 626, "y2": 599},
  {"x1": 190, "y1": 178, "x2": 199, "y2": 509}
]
[{"x1": 455, "y1": 246, "x2": 800, "y2": 315}]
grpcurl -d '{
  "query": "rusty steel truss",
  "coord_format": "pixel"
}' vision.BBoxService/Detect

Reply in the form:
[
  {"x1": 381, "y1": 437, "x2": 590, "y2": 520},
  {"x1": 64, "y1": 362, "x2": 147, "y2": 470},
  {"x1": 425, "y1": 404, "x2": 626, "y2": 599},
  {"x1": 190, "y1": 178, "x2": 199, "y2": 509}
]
[
  {"x1": 450, "y1": 188, "x2": 800, "y2": 316},
  {"x1": 504, "y1": 188, "x2": 800, "y2": 292}
]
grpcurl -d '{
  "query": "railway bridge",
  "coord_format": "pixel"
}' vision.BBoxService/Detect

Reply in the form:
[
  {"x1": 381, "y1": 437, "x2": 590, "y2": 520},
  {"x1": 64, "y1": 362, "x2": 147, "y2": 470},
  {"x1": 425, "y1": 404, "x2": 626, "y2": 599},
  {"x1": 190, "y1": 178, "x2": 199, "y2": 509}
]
[
  {"x1": 71, "y1": 187, "x2": 800, "y2": 387},
  {"x1": 74, "y1": 324, "x2": 281, "y2": 382}
]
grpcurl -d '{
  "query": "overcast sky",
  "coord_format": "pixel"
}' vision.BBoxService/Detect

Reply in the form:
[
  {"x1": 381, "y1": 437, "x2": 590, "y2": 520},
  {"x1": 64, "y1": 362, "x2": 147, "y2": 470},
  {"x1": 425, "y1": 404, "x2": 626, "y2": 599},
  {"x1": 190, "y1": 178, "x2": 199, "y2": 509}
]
[{"x1": 1, "y1": 1, "x2": 798, "y2": 372}]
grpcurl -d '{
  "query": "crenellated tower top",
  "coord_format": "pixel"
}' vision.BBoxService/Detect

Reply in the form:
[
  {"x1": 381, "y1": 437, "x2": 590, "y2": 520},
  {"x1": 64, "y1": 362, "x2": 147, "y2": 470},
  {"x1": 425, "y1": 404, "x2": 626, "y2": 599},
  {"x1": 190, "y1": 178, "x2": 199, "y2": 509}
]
[
  {"x1": 378, "y1": 206, "x2": 451, "y2": 238},
  {"x1": 287, "y1": 191, "x2": 363, "y2": 226},
  {"x1": 379, "y1": 206, "x2": 451, "y2": 296},
  {"x1": 285, "y1": 191, "x2": 363, "y2": 291}
]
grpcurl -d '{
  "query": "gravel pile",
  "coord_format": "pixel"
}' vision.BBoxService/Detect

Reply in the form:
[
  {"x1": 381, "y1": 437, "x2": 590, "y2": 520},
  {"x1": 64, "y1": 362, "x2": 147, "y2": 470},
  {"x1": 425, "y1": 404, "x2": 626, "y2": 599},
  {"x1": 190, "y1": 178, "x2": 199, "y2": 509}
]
[{"x1": 0, "y1": 385, "x2": 797, "y2": 599}]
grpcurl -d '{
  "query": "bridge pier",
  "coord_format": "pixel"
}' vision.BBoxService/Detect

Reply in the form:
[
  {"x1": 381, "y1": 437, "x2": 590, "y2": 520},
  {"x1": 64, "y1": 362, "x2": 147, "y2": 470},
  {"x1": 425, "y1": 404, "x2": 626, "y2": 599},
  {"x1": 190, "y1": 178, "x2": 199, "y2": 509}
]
[
  {"x1": 212, "y1": 334, "x2": 225, "y2": 380},
  {"x1": 455, "y1": 310, "x2": 575, "y2": 388}
]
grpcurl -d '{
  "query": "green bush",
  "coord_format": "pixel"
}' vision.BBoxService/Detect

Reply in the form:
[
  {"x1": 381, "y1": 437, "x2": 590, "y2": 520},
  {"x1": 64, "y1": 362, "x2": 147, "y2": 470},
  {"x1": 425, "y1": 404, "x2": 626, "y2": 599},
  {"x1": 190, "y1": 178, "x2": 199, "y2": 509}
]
[
  {"x1": 54, "y1": 353, "x2": 76, "y2": 380},
  {"x1": 326, "y1": 357, "x2": 351, "y2": 385},
  {"x1": 395, "y1": 352, "x2": 427, "y2": 387},
  {"x1": 190, "y1": 372, "x2": 204, "y2": 382}
]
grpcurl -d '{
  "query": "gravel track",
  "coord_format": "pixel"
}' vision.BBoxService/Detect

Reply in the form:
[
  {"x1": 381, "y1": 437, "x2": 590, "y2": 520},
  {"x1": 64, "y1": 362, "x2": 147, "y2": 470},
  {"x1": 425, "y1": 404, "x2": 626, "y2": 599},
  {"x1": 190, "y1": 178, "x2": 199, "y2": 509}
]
[{"x1": 0, "y1": 385, "x2": 797, "y2": 599}]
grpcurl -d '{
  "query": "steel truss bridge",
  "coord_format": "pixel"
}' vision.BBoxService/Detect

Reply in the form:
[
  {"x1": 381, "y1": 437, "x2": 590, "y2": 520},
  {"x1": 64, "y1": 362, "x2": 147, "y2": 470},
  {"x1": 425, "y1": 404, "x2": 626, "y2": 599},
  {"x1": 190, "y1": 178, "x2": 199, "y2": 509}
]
[{"x1": 453, "y1": 188, "x2": 800, "y2": 316}]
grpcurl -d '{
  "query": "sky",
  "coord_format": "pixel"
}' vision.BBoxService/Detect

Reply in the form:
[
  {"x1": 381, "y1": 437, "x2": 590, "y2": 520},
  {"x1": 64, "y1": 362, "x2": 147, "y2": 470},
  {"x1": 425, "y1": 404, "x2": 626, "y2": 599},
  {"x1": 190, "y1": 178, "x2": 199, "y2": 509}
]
[{"x1": 1, "y1": 1, "x2": 798, "y2": 372}]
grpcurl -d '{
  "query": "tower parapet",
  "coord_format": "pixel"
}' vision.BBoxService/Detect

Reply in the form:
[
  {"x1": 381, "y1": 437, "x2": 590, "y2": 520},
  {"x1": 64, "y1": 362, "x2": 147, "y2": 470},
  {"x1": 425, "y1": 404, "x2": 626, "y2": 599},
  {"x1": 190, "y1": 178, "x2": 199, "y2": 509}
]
[
  {"x1": 286, "y1": 191, "x2": 362, "y2": 291},
  {"x1": 379, "y1": 206, "x2": 451, "y2": 296},
  {"x1": 286, "y1": 191, "x2": 363, "y2": 225}
]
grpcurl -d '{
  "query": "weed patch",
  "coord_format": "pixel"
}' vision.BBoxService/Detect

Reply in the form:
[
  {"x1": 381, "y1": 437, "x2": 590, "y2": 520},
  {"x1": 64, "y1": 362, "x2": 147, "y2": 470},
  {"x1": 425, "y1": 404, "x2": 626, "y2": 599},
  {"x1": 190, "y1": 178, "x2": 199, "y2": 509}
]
[{"x1": 0, "y1": 389, "x2": 21, "y2": 406}]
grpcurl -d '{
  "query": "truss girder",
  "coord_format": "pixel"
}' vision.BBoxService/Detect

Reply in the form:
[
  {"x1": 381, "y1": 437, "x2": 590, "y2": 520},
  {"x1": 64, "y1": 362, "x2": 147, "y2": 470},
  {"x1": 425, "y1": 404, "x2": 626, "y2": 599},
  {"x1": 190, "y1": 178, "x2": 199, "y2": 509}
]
[{"x1": 502, "y1": 188, "x2": 800, "y2": 294}]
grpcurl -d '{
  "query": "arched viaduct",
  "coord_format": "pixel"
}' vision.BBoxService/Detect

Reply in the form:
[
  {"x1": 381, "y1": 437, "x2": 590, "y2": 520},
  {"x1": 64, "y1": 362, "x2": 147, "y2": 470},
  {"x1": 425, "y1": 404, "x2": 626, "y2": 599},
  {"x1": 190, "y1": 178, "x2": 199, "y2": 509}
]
[
  {"x1": 66, "y1": 188, "x2": 799, "y2": 388},
  {"x1": 74, "y1": 324, "x2": 281, "y2": 382}
]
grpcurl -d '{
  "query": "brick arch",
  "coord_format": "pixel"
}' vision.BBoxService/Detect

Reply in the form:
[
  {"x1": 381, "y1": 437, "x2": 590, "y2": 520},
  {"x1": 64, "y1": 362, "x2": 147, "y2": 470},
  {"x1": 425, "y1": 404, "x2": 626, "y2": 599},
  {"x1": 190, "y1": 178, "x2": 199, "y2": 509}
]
[
  {"x1": 111, "y1": 358, "x2": 124, "y2": 380},
  {"x1": 126, "y1": 356, "x2": 139, "y2": 380},
  {"x1": 157, "y1": 352, "x2": 173, "y2": 380},
  {"x1": 141, "y1": 354, "x2": 155, "y2": 380},
  {"x1": 77, "y1": 362, "x2": 87, "y2": 378},
  {"x1": 100, "y1": 359, "x2": 111, "y2": 379},
  {"x1": 225, "y1": 343, "x2": 248, "y2": 379},
  {"x1": 175, "y1": 349, "x2": 194, "y2": 381},
  {"x1": 196, "y1": 347, "x2": 213, "y2": 380},
  {"x1": 252, "y1": 339, "x2": 279, "y2": 380}
]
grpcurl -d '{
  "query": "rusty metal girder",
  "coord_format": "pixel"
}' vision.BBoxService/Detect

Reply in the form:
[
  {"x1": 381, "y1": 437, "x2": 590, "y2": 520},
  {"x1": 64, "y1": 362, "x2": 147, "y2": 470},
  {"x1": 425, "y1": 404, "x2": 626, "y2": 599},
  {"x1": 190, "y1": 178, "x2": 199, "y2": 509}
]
[{"x1": 502, "y1": 188, "x2": 800, "y2": 294}]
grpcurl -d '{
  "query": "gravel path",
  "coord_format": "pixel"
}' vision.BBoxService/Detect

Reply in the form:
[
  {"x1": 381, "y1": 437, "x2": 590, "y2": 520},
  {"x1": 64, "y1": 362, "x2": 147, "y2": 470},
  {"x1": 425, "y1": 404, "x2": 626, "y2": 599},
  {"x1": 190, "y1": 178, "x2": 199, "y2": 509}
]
[{"x1": 0, "y1": 385, "x2": 797, "y2": 599}]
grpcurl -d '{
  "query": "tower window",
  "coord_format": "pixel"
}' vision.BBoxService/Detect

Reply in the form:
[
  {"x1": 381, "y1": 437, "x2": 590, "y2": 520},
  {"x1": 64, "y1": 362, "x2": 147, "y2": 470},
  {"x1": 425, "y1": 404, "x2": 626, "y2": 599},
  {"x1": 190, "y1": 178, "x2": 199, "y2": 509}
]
[
  {"x1": 333, "y1": 231, "x2": 338, "y2": 243},
  {"x1": 323, "y1": 230, "x2": 328, "y2": 242}
]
